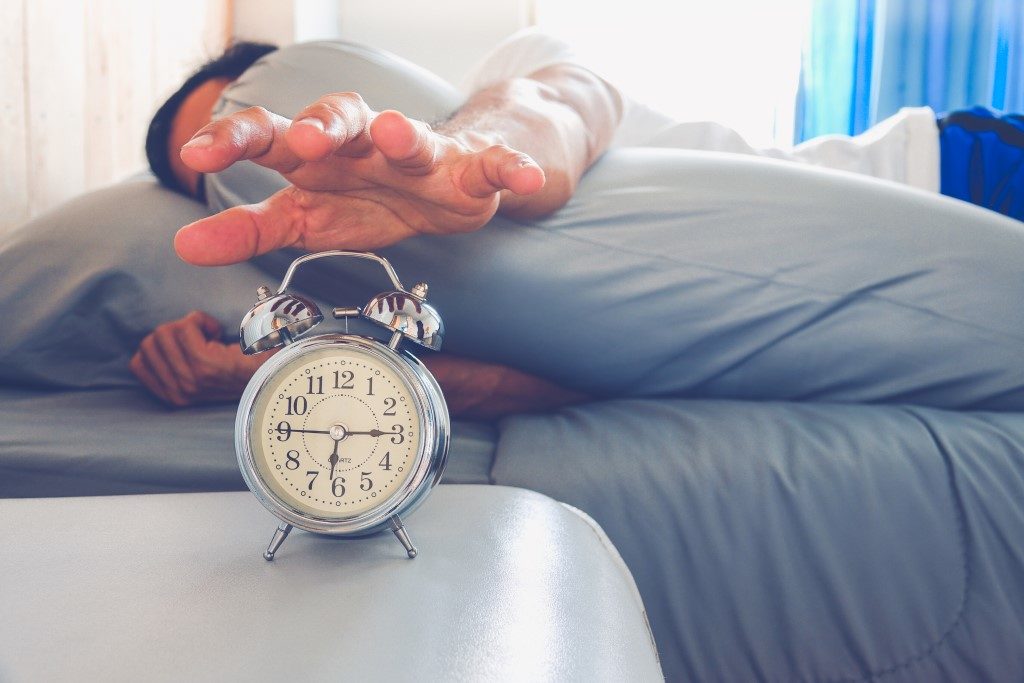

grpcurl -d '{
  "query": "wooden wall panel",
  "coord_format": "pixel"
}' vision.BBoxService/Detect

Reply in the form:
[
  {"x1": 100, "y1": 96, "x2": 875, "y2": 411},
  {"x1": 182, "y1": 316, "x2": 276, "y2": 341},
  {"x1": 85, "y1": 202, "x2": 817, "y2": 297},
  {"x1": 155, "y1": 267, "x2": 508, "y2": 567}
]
[
  {"x1": 25, "y1": 0, "x2": 87, "y2": 217},
  {"x1": 1, "y1": 0, "x2": 230, "y2": 233},
  {"x1": 0, "y1": 0, "x2": 29, "y2": 229},
  {"x1": 84, "y1": 0, "x2": 124, "y2": 189},
  {"x1": 113, "y1": 0, "x2": 158, "y2": 175},
  {"x1": 84, "y1": 0, "x2": 157, "y2": 189}
]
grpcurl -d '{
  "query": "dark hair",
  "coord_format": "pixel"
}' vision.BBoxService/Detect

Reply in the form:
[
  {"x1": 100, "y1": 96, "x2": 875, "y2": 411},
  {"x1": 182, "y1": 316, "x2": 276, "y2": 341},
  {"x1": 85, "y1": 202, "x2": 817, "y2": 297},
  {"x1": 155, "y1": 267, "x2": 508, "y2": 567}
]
[{"x1": 146, "y1": 41, "x2": 278, "y2": 195}]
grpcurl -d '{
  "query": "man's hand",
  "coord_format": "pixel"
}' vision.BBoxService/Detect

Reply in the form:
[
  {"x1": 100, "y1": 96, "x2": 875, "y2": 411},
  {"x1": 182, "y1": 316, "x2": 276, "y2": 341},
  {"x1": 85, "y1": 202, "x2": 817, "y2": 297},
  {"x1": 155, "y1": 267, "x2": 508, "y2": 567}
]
[
  {"x1": 129, "y1": 311, "x2": 270, "y2": 407},
  {"x1": 173, "y1": 93, "x2": 547, "y2": 266}
]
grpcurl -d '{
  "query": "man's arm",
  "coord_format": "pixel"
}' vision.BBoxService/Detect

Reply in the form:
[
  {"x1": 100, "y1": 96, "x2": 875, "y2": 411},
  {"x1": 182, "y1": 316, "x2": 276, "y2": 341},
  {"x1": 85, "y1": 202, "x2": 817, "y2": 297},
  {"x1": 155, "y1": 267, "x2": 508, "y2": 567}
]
[
  {"x1": 438, "y1": 64, "x2": 623, "y2": 219},
  {"x1": 173, "y1": 64, "x2": 622, "y2": 266}
]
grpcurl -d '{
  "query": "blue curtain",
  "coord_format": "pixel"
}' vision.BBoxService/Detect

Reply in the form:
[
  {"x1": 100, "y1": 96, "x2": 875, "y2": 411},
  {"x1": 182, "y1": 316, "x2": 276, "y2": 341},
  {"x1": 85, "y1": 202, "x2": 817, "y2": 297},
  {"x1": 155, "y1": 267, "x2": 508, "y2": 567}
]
[{"x1": 795, "y1": 0, "x2": 1024, "y2": 143}]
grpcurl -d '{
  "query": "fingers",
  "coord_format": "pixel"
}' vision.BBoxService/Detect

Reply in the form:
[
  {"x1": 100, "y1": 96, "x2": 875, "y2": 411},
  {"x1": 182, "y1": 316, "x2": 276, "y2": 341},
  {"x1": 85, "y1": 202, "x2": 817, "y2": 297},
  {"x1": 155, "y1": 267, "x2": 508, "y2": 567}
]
[
  {"x1": 129, "y1": 352, "x2": 168, "y2": 404},
  {"x1": 286, "y1": 92, "x2": 374, "y2": 161},
  {"x1": 179, "y1": 106, "x2": 303, "y2": 175},
  {"x1": 153, "y1": 327, "x2": 198, "y2": 395},
  {"x1": 459, "y1": 144, "x2": 546, "y2": 198},
  {"x1": 130, "y1": 312, "x2": 224, "y2": 407},
  {"x1": 185, "y1": 310, "x2": 223, "y2": 340},
  {"x1": 135, "y1": 335, "x2": 188, "y2": 406},
  {"x1": 174, "y1": 189, "x2": 304, "y2": 266},
  {"x1": 370, "y1": 110, "x2": 439, "y2": 173},
  {"x1": 174, "y1": 314, "x2": 217, "y2": 364}
]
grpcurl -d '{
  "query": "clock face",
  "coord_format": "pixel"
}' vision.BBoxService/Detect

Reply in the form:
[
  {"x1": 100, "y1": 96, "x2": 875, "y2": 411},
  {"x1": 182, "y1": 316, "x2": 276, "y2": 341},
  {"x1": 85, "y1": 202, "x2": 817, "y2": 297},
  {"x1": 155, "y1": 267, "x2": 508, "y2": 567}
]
[{"x1": 247, "y1": 344, "x2": 423, "y2": 521}]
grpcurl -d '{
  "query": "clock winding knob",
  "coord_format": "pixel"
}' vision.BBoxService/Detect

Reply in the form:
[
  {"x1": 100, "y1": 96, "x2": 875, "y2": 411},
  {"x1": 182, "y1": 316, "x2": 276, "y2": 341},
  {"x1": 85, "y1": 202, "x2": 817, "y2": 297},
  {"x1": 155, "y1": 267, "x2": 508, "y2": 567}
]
[{"x1": 410, "y1": 282, "x2": 428, "y2": 300}]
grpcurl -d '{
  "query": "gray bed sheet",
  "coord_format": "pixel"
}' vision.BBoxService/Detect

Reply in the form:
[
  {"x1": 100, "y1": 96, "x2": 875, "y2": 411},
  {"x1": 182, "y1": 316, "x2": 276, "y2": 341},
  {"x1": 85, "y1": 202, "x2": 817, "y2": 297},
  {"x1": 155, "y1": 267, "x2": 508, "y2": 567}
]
[
  {"x1": 0, "y1": 387, "x2": 496, "y2": 497},
  {"x1": 493, "y1": 398, "x2": 1024, "y2": 682}
]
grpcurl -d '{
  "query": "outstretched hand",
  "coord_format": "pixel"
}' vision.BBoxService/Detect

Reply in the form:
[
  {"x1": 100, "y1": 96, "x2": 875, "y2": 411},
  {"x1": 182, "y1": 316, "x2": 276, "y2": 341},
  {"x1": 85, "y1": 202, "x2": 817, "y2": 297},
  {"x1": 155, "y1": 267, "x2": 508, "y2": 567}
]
[{"x1": 174, "y1": 93, "x2": 546, "y2": 266}]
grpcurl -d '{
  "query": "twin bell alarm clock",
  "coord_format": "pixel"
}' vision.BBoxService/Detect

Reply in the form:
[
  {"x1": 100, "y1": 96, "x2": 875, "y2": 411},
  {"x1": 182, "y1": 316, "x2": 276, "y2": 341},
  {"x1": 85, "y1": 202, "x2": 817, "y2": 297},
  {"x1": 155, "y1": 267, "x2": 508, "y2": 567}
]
[{"x1": 234, "y1": 251, "x2": 449, "y2": 560}]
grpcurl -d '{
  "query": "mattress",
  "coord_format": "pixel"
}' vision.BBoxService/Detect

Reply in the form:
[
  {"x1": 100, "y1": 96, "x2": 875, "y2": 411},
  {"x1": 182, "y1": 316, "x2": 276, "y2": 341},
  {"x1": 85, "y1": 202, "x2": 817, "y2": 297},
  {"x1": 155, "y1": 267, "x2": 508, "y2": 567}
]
[{"x1": 0, "y1": 387, "x2": 496, "y2": 497}]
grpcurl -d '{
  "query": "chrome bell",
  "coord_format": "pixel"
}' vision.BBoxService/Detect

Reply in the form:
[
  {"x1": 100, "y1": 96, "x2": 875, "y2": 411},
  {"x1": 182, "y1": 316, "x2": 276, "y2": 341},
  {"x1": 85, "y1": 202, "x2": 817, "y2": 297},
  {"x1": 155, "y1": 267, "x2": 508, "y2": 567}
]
[
  {"x1": 361, "y1": 282, "x2": 444, "y2": 351},
  {"x1": 239, "y1": 285, "x2": 324, "y2": 354}
]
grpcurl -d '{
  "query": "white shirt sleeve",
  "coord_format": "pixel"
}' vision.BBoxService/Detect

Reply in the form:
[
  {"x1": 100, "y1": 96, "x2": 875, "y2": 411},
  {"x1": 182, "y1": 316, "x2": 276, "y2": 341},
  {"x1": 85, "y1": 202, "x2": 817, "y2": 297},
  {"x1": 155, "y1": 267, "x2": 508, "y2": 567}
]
[
  {"x1": 462, "y1": 28, "x2": 669, "y2": 148},
  {"x1": 461, "y1": 27, "x2": 583, "y2": 94},
  {"x1": 462, "y1": 29, "x2": 938, "y2": 188}
]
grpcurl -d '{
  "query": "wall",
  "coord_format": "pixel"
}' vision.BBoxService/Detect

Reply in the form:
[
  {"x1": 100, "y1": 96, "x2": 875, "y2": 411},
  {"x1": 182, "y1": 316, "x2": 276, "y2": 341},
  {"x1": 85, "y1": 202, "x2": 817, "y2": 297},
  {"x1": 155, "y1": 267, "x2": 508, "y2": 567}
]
[
  {"x1": 231, "y1": 0, "x2": 530, "y2": 86},
  {"x1": 0, "y1": 0, "x2": 231, "y2": 233},
  {"x1": 334, "y1": 0, "x2": 530, "y2": 86},
  {"x1": 233, "y1": 0, "x2": 342, "y2": 47}
]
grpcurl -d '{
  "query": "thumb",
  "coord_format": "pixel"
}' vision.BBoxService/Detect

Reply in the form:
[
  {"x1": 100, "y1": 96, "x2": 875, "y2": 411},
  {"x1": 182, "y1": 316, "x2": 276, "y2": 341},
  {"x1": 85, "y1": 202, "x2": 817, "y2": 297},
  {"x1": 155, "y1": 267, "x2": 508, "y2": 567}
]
[{"x1": 174, "y1": 191, "x2": 303, "y2": 266}]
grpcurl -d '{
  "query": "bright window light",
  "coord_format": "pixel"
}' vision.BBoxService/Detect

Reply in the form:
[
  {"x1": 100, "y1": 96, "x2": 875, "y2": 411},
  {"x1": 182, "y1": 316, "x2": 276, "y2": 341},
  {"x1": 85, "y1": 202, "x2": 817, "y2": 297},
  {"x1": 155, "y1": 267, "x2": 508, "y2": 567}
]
[{"x1": 536, "y1": 0, "x2": 812, "y2": 147}]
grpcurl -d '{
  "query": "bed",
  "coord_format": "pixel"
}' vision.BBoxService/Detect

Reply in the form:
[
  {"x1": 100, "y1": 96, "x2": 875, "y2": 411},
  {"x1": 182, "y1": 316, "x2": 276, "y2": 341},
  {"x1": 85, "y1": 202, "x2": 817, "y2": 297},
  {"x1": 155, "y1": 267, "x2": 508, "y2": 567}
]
[{"x1": 3, "y1": 159, "x2": 1024, "y2": 680}]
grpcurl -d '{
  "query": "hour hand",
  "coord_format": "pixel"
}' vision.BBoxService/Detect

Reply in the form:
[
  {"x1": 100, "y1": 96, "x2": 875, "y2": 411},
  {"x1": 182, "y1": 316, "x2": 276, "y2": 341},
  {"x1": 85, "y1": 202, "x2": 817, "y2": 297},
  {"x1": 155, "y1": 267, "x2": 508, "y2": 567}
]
[{"x1": 328, "y1": 439, "x2": 340, "y2": 480}]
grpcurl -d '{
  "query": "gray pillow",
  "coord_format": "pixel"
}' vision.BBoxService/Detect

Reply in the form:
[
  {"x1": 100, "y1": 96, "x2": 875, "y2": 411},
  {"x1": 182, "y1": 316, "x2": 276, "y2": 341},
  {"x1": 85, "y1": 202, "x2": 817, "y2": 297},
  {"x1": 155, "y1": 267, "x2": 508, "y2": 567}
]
[{"x1": 0, "y1": 178, "x2": 270, "y2": 389}]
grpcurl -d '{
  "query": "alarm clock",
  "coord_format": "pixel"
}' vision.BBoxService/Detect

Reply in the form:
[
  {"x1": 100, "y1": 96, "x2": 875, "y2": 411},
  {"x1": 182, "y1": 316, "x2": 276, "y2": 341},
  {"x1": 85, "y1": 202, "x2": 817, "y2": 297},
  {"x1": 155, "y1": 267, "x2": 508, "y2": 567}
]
[{"x1": 234, "y1": 250, "x2": 449, "y2": 561}]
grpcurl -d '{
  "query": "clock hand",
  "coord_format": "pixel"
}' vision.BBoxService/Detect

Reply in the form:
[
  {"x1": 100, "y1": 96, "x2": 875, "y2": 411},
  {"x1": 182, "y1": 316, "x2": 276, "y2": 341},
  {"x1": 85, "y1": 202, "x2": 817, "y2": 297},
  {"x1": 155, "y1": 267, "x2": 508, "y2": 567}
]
[
  {"x1": 288, "y1": 427, "x2": 396, "y2": 437},
  {"x1": 345, "y1": 429, "x2": 400, "y2": 437},
  {"x1": 328, "y1": 438, "x2": 340, "y2": 481}
]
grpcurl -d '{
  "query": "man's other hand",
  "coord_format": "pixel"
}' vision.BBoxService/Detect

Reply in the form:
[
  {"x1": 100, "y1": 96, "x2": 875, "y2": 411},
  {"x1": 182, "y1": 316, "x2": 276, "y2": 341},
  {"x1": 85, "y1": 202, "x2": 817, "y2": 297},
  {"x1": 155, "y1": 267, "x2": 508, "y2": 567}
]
[
  {"x1": 173, "y1": 93, "x2": 546, "y2": 266},
  {"x1": 130, "y1": 311, "x2": 269, "y2": 407}
]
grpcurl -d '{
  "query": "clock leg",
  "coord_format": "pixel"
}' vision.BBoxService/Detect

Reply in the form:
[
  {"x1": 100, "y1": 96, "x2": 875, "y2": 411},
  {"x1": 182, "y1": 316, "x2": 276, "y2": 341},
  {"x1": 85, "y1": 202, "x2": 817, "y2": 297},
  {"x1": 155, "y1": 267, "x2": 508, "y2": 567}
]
[
  {"x1": 388, "y1": 515, "x2": 418, "y2": 559},
  {"x1": 263, "y1": 523, "x2": 293, "y2": 561}
]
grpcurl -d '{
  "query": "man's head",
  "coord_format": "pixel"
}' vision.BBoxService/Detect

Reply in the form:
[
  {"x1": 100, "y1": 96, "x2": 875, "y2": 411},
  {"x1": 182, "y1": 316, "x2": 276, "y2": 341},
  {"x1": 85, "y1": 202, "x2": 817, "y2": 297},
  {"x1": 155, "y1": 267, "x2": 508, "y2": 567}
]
[{"x1": 146, "y1": 41, "x2": 277, "y2": 198}]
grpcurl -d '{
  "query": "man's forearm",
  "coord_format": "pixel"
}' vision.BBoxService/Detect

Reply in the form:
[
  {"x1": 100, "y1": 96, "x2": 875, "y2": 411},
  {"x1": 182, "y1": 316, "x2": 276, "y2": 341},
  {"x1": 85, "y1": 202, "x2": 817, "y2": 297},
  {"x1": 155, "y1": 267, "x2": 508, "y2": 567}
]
[
  {"x1": 439, "y1": 64, "x2": 623, "y2": 219},
  {"x1": 422, "y1": 354, "x2": 588, "y2": 420}
]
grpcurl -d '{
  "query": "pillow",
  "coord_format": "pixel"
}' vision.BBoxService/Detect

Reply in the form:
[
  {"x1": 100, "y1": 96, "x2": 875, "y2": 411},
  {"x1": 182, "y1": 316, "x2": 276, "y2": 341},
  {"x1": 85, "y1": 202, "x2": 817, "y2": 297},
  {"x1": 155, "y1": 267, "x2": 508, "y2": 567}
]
[{"x1": 0, "y1": 178, "x2": 271, "y2": 389}]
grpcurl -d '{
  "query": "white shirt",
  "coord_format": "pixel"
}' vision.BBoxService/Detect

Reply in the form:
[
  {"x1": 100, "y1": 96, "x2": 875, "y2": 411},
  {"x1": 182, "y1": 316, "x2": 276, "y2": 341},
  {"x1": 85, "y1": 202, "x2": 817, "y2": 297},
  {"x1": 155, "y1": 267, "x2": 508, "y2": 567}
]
[{"x1": 463, "y1": 28, "x2": 940, "y2": 193}]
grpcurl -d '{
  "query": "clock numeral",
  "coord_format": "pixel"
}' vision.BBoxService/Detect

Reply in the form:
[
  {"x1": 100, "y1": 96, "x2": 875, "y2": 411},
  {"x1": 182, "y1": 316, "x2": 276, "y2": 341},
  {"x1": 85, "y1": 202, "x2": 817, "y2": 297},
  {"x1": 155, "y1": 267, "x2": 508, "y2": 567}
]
[
  {"x1": 305, "y1": 470, "x2": 318, "y2": 490},
  {"x1": 383, "y1": 397, "x2": 397, "y2": 416},
  {"x1": 334, "y1": 370, "x2": 354, "y2": 390},
  {"x1": 360, "y1": 471, "x2": 373, "y2": 491},
  {"x1": 332, "y1": 477, "x2": 346, "y2": 497},
  {"x1": 285, "y1": 396, "x2": 308, "y2": 416},
  {"x1": 390, "y1": 424, "x2": 405, "y2": 444},
  {"x1": 285, "y1": 450, "x2": 300, "y2": 470},
  {"x1": 276, "y1": 421, "x2": 292, "y2": 441},
  {"x1": 307, "y1": 375, "x2": 324, "y2": 395},
  {"x1": 366, "y1": 376, "x2": 375, "y2": 396},
  {"x1": 379, "y1": 451, "x2": 392, "y2": 471}
]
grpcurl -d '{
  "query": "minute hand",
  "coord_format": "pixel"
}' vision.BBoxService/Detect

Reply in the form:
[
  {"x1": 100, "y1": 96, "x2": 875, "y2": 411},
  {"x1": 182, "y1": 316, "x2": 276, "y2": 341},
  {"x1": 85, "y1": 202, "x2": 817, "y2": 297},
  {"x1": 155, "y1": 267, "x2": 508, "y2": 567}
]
[{"x1": 286, "y1": 427, "x2": 399, "y2": 437}]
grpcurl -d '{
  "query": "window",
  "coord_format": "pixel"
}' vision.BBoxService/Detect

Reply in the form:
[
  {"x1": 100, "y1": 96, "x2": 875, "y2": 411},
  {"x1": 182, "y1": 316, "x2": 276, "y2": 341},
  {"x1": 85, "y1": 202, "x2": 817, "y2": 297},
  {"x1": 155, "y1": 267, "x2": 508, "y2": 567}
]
[{"x1": 536, "y1": 0, "x2": 812, "y2": 147}]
